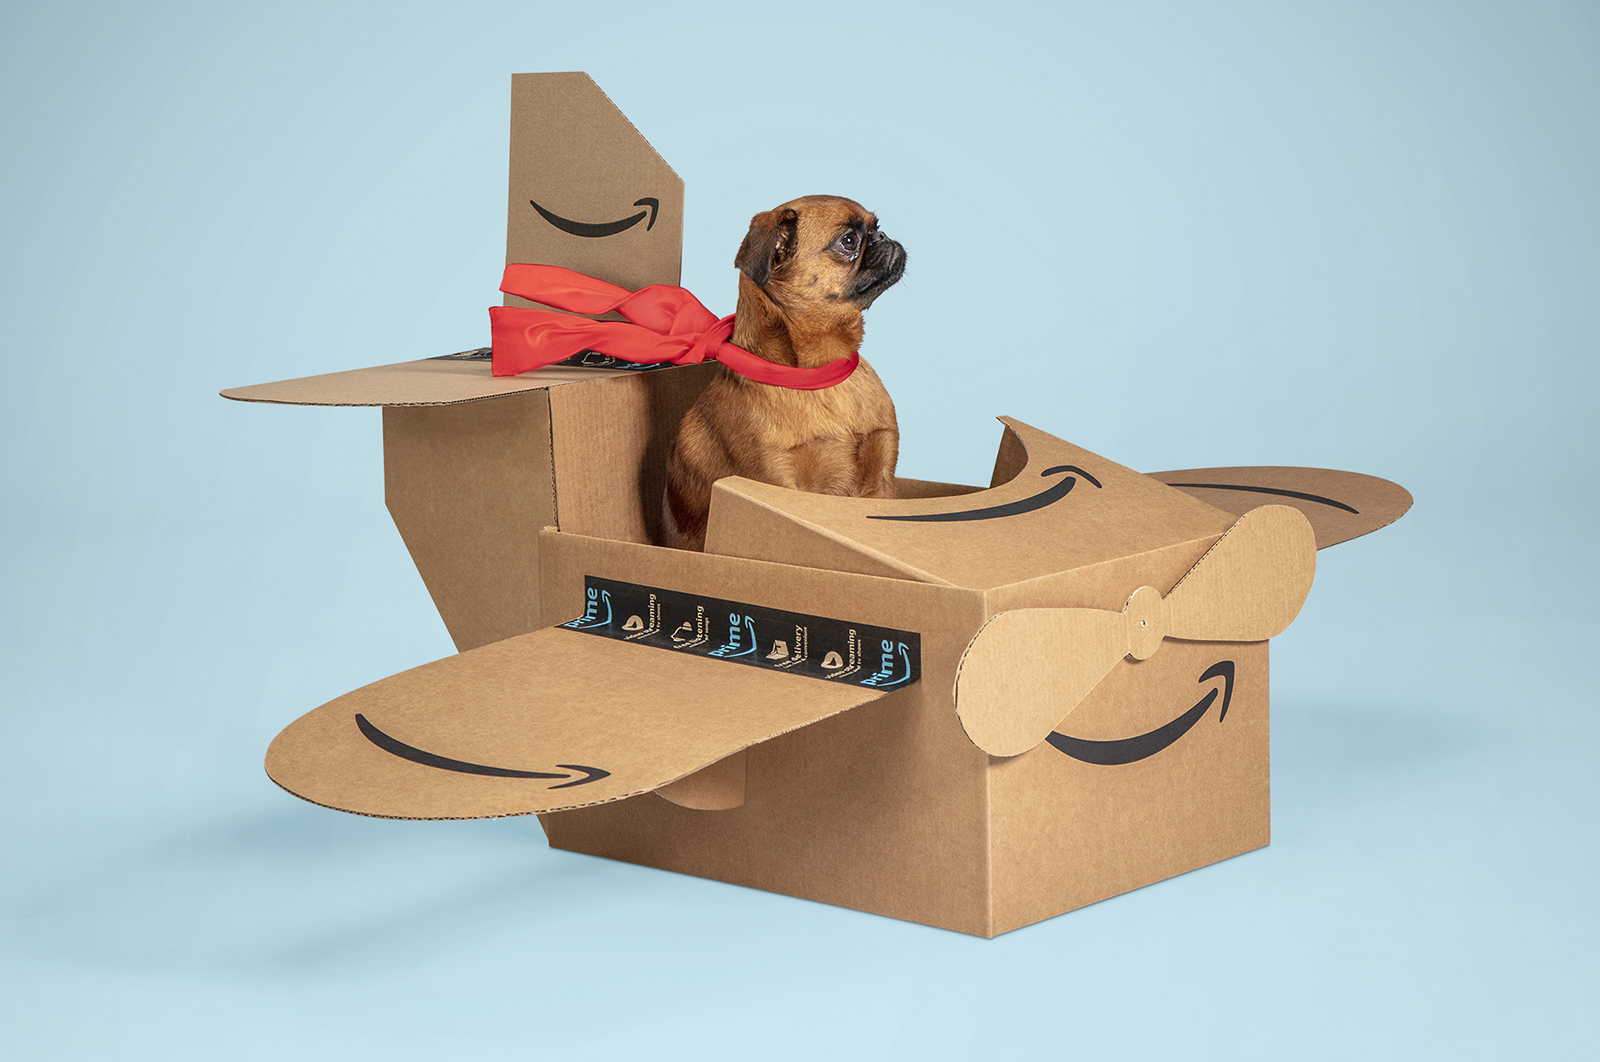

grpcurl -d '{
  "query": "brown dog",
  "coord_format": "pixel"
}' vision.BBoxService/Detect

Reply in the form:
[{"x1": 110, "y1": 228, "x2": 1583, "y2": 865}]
[{"x1": 662, "y1": 195, "x2": 907, "y2": 551}]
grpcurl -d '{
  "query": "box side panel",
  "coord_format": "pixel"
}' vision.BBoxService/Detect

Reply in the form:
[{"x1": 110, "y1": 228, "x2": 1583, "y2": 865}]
[
  {"x1": 383, "y1": 392, "x2": 555, "y2": 652},
  {"x1": 895, "y1": 477, "x2": 983, "y2": 500},
  {"x1": 988, "y1": 641, "x2": 1270, "y2": 935},
  {"x1": 548, "y1": 364, "x2": 716, "y2": 545},
  {"x1": 535, "y1": 532, "x2": 995, "y2": 936}
]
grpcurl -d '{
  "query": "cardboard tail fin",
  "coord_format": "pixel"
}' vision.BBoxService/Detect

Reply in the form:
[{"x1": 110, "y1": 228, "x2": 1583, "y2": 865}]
[
  {"x1": 505, "y1": 72, "x2": 684, "y2": 301},
  {"x1": 265, "y1": 626, "x2": 892, "y2": 820}
]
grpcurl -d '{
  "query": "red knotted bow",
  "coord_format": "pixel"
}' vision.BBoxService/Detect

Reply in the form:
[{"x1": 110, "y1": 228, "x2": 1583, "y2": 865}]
[{"x1": 488, "y1": 264, "x2": 860, "y2": 389}]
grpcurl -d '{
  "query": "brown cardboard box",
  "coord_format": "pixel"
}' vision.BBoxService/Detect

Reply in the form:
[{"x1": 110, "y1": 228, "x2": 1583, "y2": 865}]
[{"x1": 224, "y1": 72, "x2": 1412, "y2": 936}]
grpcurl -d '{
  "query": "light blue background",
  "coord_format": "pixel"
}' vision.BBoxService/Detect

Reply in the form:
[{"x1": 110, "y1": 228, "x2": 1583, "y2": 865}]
[{"x1": 2, "y1": 1, "x2": 1595, "y2": 1058}]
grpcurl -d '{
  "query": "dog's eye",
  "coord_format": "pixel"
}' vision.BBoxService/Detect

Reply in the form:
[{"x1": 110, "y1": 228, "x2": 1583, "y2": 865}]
[{"x1": 839, "y1": 232, "x2": 857, "y2": 251}]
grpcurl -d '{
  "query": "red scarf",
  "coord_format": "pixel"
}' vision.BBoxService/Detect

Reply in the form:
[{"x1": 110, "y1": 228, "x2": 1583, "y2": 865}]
[{"x1": 489, "y1": 265, "x2": 859, "y2": 389}]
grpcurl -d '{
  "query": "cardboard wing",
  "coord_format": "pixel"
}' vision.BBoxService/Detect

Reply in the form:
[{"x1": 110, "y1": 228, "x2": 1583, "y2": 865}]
[
  {"x1": 222, "y1": 67, "x2": 1423, "y2": 936},
  {"x1": 704, "y1": 418, "x2": 1240, "y2": 588},
  {"x1": 266, "y1": 625, "x2": 895, "y2": 819},
  {"x1": 219, "y1": 357, "x2": 649, "y2": 408},
  {"x1": 1148, "y1": 466, "x2": 1414, "y2": 549}
]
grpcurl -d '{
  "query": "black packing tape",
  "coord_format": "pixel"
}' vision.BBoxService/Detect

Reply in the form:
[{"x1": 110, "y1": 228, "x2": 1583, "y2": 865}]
[
  {"x1": 561, "y1": 576, "x2": 920, "y2": 691},
  {"x1": 555, "y1": 351, "x2": 669, "y2": 371}
]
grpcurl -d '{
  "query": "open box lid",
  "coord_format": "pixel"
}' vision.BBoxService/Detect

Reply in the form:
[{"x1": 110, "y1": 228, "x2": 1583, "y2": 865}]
[{"x1": 267, "y1": 624, "x2": 898, "y2": 819}]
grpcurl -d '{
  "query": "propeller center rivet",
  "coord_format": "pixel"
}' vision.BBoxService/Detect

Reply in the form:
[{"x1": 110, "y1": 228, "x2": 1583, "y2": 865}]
[{"x1": 1124, "y1": 585, "x2": 1164, "y2": 660}]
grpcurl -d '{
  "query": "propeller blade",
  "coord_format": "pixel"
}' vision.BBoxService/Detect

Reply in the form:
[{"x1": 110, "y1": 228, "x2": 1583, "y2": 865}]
[
  {"x1": 1162, "y1": 504, "x2": 1316, "y2": 642},
  {"x1": 955, "y1": 608, "x2": 1128, "y2": 758},
  {"x1": 953, "y1": 505, "x2": 1318, "y2": 758}
]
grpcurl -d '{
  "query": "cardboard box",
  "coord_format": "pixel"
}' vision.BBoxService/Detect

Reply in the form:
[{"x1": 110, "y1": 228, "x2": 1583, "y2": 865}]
[{"x1": 224, "y1": 73, "x2": 1412, "y2": 937}]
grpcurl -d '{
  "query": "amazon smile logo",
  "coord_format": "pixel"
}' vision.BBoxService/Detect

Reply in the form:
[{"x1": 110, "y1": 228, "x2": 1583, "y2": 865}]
[
  {"x1": 530, "y1": 196, "x2": 660, "y2": 238},
  {"x1": 1046, "y1": 661, "x2": 1234, "y2": 765},
  {"x1": 1163, "y1": 481, "x2": 1358, "y2": 514},
  {"x1": 869, "y1": 465, "x2": 1102, "y2": 523},
  {"x1": 355, "y1": 714, "x2": 610, "y2": 789}
]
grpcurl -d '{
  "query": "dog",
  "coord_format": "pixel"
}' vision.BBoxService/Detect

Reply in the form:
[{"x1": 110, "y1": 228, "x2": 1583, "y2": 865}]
[{"x1": 662, "y1": 195, "x2": 907, "y2": 552}]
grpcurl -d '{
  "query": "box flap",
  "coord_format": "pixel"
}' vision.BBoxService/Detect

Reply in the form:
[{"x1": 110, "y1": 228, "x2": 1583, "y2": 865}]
[
  {"x1": 1147, "y1": 466, "x2": 1413, "y2": 549},
  {"x1": 265, "y1": 626, "x2": 893, "y2": 819},
  {"x1": 703, "y1": 418, "x2": 1237, "y2": 591}
]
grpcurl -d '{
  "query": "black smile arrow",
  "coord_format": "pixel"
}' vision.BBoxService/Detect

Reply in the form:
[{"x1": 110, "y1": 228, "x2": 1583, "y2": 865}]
[
  {"x1": 1164, "y1": 482, "x2": 1359, "y2": 514},
  {"x1": 355, "y1": 714, "x2": 610, "y2": 788},
  {"x1": 1045, "y1": 661, "x2": 1235, "y2": 765},
  {"x1": 529, "y1": 196, "x2": 660, "y2": 238},
  {"x1": 868, "y1": 465, "x2": 1102, "y2": 523}
]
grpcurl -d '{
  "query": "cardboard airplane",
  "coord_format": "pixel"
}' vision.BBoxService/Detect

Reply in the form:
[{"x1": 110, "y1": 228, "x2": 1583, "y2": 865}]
[{"x1": 223, "y1": 73, "x2": 1412, "y2": 937}]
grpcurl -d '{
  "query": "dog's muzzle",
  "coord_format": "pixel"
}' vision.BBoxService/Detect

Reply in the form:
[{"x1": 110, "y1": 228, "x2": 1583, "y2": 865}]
[{"x1": 852, "y1": 233, "x2": 907, "y2": 306}]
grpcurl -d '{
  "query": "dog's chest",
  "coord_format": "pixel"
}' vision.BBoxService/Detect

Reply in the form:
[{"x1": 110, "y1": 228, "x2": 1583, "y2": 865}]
[{"x1": 749, "y1": 363, "x2": 894, "y2": 449}]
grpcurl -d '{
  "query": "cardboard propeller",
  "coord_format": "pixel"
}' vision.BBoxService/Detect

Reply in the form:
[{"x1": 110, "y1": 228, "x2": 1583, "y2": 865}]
[{"x1": 953, "y1": 503, "x2": 1317, "y2": 757}]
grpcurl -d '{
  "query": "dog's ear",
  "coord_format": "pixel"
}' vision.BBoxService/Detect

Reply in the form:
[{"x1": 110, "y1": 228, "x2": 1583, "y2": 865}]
[{"x1": 734, "y1": 207, "x2": 799, "y2": 288}]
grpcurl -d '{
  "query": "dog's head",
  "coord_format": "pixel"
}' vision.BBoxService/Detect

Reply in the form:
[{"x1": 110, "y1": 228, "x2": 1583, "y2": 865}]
[
  {"x1": 736, "y1": 195, "x2": 906, "y2": 309},
  {"x1": 732, "y1": 196, "x2": 906, "y2": 366}
]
